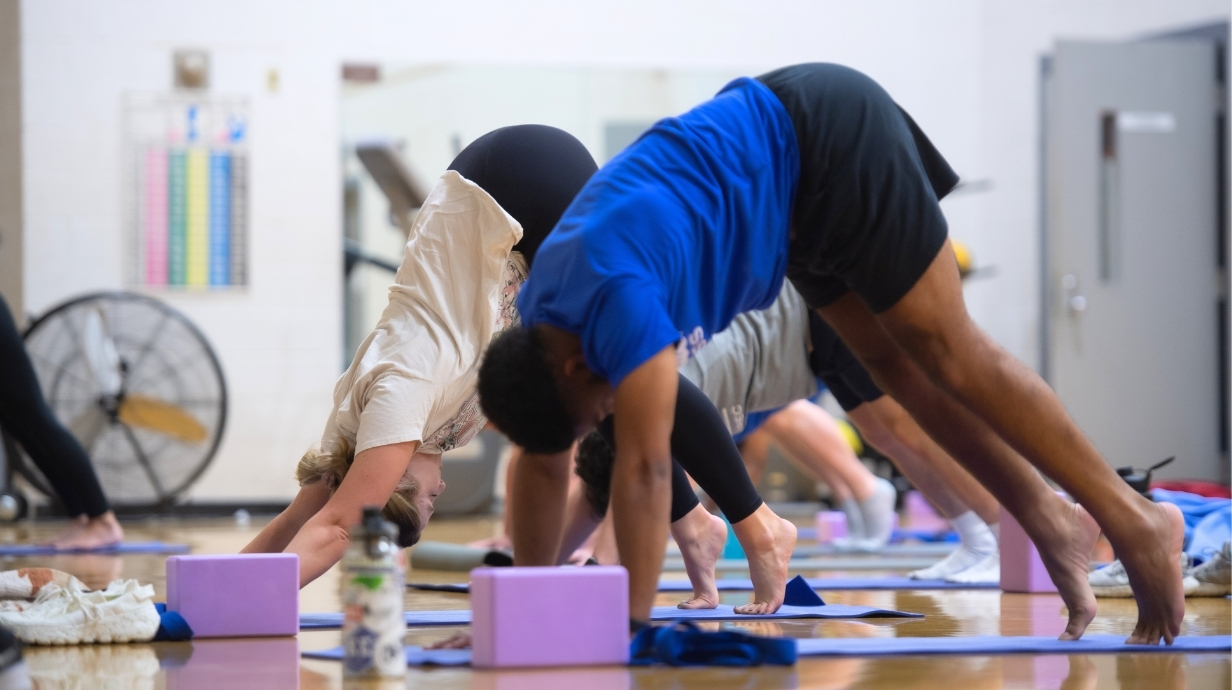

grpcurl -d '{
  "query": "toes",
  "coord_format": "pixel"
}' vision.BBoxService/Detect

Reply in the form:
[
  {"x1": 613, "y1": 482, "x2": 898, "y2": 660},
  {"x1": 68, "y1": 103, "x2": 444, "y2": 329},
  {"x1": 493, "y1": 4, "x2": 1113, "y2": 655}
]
[
  {"x1": 678, "y1": 598, "x2": 715, "y2": 610},
  {"x1": 1060, "y1": 620, "x2": 1086, "y2": 641},
  {"x1": 1127, "y1": 625, "x2": 1161, "y2": 646}
]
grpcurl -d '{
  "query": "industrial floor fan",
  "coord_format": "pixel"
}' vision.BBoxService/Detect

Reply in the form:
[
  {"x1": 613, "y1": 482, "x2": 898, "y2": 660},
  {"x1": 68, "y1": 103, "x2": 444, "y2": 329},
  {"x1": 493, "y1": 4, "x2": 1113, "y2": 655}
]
[{"x1": 0, "y1": 292, "x2": 227, "y2": 518}]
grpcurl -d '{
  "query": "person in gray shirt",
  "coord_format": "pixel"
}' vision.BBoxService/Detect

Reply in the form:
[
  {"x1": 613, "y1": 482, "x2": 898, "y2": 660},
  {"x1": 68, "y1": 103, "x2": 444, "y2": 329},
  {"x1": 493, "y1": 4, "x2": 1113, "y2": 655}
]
[{"x1": 573, "y1": 281, "x2": 1005, "y2": 585}]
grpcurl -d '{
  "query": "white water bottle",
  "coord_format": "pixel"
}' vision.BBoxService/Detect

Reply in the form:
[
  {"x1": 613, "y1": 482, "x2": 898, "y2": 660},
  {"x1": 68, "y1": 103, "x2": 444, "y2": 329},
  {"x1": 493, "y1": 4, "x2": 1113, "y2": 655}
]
[{"x1": 341, "y1": 506, "x2": 406, "y2": 678}]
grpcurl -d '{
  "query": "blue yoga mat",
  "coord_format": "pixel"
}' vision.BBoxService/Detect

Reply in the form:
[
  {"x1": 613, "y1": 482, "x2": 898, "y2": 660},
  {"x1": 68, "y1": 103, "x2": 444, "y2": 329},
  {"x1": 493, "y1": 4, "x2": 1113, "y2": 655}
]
[
  {"x1": 0, "y1": 541, "x2": 190, "y2": 556},
  {"x1": 300, "y1": 603, "x2": 919, "y2": 630},
  {"x1": 655, "y1": 577, "x2": 997, "y2": 592},
  {"x1": 795, "y1": 634, "x2": 1232, "y2": 657},
  {"x1": 302, "y1": 634, "x2": 1232, "y2": 667},
  {"x1": 408, "y1": 575, "x2": 997, "y2": 595},
  {"x1": 303, "y1": 646, "x2": 471, "y2": 666}
]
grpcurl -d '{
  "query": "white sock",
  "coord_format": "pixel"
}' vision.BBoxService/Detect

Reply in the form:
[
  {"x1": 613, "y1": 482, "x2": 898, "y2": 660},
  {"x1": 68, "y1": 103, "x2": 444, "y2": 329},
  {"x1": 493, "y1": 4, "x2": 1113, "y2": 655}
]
[
  {"x1": 953, "y1": 511, "x2": 997, "y2": 553},
  {"x1": 908, "y1": 512, "x2": 996, "y2": 580},
  {"x1": 838, "y1": 498, "x2": 866, "y2": 542},
  {"x1": 944, "y1": 549, "x2": 1001, "y2": 584},
  {"x1": 988, "y1": 521, "x2": 1000, "y2": 544},
  {"x1": 857, "y1": 478, "x2": 898, "y2": 547}
]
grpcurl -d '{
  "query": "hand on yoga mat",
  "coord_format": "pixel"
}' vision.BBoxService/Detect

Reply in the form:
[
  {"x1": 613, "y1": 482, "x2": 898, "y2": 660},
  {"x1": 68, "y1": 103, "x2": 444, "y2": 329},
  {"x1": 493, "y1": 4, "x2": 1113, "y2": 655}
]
[{"x1": 427, "y1": 631, "x2": 472, "y2": 650}]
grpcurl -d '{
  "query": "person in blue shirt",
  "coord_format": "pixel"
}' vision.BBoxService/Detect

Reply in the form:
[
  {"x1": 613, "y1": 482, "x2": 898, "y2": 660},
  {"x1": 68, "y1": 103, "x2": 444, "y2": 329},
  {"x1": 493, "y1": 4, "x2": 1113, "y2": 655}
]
[{"x1": 477, "y1": 63, "x2": 1184, "y2": 644}]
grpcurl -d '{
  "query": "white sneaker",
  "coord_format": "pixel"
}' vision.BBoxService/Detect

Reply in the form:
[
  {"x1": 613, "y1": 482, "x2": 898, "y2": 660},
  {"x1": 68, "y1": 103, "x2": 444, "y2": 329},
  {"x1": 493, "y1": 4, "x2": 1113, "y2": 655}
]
[
  {"x1": 910, "y1": 544, "x2": 995, "y2": 580},
  {"x1": 0, "y1": 579, "x2": 160, "y2": 645},
  {"x1": 1184, "y1": 541, "x2": 1231, "y2": 597},
  {"x1": 1089, "y1": 552, "x2": 1191, "y2": 598},
  {"x1": 943, "y1": 550, "x2": 1000, "y2": 584}
]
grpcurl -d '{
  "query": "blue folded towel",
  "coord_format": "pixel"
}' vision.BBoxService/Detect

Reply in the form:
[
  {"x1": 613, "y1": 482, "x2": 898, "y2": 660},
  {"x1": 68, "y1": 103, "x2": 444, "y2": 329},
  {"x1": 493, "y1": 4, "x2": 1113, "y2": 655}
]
[
  {"x1": 153, "y1": 603, "x2": 193, "y2": 641},
  {"x1": 630, "y1": 621, "x2": 797, "y2": 666}
]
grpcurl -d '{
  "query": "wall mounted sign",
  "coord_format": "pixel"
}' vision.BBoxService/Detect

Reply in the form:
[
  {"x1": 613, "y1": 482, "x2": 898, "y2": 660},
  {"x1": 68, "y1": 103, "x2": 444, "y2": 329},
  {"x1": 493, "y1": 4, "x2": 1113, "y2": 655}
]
[{"x1": 125, "y1": 94, "x2": 249, "y2": 289}]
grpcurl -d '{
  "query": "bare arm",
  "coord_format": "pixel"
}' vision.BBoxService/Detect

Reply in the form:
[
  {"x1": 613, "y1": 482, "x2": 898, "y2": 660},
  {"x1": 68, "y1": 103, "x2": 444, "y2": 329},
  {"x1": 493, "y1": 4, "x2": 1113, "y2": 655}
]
[
  {"x1": 509, "y1": 447, "x2": 574, "y2": 566},
  {"x1": 611, "y1": 346, "x2": 678, "y2": 622},
  {"x1": 556, "y1": 478, "x2": 604, "y2": 564},
  {"x1": 284, "y1": 441, "x2": 418, "y2": 588},
  {"x1": 241, "y1": 481, "x2": 332, "y2": 554}
]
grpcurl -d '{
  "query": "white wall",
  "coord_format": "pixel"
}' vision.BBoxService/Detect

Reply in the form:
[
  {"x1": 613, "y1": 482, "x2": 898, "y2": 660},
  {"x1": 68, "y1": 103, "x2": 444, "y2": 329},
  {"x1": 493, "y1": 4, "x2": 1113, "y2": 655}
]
[
  {"x1": 21, "y1": 2, "x2": 345, "y2": 501},
  {"x1": 21, "y1": 1, "x2": 1226, "y2": 501}
]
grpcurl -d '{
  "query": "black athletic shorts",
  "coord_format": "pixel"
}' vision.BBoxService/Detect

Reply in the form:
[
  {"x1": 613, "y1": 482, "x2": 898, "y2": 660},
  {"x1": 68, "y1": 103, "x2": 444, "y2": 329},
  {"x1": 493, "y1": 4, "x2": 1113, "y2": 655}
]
[
  {"x1": 807, "y1": 311, "x2": 884, "y2": 412},
  {"x1": 757, "y1": 64, "x2": 960, "y2": 313}
]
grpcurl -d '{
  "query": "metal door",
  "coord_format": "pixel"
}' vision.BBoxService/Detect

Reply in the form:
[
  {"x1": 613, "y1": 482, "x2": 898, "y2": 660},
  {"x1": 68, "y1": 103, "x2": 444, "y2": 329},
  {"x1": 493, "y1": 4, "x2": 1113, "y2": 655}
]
[{"x1": 1042, "y1": 40, "x2": 1226, "y2": 481}]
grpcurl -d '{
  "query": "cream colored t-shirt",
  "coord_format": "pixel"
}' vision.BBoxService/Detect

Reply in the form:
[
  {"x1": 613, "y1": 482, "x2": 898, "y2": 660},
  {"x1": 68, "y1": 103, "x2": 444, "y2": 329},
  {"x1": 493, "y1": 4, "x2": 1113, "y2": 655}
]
[{"x1": 319, "y1": 171, "x2": 526, "y2": 458}]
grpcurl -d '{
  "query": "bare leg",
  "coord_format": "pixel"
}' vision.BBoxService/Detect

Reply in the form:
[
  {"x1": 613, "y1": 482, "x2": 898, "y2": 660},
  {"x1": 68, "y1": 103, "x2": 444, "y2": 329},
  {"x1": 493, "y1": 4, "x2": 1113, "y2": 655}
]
[
  {"x1": 738, "y1": 429, "x2": 773, "y2": 486},
  {"x1": 819, "y1": 293, "x2": 1103, "y2": 640},
  {"x1": 819, "y1": 244, "x2": 1183, "y2": 643},
  {"x1": 848, "y1": 397, "x2": 999, "y2": 524},
  {"x1": 847, "y1": 398, "x2": 1000, "y2": 578},
  {"x1": 882, "y1": 241, "x2": 1182, "y2": 644},
  {"x1": 761, "y1": 401, "x2": 874, "y2": 502}
]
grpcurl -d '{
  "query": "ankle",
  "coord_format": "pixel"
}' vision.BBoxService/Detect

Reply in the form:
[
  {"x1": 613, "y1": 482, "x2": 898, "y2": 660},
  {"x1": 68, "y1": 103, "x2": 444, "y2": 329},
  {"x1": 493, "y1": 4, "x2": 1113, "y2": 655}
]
[
  {"x1": 1104, "y1": 499, "x2": 1176, "y2": 545},
  {"x1": 731, "y1": 505, "x2": 780, "y2": 549},
  {"x1": 670, "y1": 506, "x2": 716, "y2": 547}
]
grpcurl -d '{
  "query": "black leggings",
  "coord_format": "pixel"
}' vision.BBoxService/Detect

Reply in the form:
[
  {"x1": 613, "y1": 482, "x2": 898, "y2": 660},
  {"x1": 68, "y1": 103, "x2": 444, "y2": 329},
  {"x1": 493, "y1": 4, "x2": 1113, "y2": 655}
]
[
  {"x1": 447, "y1": 125, "x2": 598, "y2": 266},
  {"x1": 0, "y1": 298, "x2": 110, "y2": 517},
  {"x1": 599, "y1": 374, "x2": 763, "y2": 524}
]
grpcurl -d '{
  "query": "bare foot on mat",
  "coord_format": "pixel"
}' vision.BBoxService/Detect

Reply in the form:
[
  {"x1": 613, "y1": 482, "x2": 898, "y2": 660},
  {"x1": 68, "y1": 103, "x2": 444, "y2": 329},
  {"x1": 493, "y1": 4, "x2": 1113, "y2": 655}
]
[
  {"x1": 49, "y1": 512, "x2": 123, "y2": 551},
  {"x1": 732, "y1": 506, "x2": 796, "y2": 615},
  {"x1": 1030, "y1": 499, "x2": 1101, "y2": 641},
  {"x1": 1115, "y1": 501, "x2": 1186, "y2": 645},
  {"x1": 673, "y1": 508, "x2": 727, "y2": 610}
]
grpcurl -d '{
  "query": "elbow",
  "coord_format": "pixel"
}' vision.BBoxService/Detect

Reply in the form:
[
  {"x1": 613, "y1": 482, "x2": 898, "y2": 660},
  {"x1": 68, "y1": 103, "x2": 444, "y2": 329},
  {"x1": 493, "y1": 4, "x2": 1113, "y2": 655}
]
[{"x1": 623, "y1": 451, "x2": 673, "y2": 490}]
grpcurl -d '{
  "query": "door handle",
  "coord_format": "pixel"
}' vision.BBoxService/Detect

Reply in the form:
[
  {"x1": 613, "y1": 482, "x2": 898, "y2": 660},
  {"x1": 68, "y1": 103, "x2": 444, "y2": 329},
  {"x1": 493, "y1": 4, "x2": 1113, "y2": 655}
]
[{"x1": 1063, "y1": 274, "x2": 1087, "y2": 316}]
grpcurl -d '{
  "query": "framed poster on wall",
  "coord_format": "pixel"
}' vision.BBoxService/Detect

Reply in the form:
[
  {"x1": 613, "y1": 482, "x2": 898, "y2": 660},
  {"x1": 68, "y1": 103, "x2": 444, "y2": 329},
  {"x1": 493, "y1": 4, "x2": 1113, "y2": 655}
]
[{"x1": 124, "y1": 94, "x2": 249, "y2": 289}]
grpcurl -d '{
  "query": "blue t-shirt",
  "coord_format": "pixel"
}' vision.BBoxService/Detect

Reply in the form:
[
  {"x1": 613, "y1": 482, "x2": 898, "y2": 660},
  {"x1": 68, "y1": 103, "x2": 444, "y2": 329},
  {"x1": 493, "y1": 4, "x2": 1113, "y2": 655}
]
[{"x1": 519, "y1": 78, "x2": 800, "y2": 385}]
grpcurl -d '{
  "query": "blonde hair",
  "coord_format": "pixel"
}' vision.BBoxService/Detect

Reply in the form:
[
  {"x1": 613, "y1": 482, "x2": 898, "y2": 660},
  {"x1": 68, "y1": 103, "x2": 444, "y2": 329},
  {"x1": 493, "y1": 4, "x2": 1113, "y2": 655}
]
[{"x1": 296, "y1": 439, "x2": 423, "y2": 546}]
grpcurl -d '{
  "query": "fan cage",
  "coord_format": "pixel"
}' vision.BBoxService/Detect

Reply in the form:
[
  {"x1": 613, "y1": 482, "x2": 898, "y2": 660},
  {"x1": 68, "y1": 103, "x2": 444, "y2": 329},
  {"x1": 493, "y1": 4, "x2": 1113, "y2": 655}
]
[{"x1": 7, "y1": 291, "x2": 227, "y2": 510}]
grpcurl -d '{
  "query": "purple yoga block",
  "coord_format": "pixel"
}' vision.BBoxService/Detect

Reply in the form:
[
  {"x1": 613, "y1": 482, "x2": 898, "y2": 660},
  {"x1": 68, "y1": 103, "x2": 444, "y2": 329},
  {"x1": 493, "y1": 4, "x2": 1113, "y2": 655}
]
[
  {"x1": 999, "y1": 507, "x2": 1057, "y2": 593},
  {"x1": 815, "y1": 511, "x2": 847, "y2": 544},
  {"x1": 471, "y1": 566, "x2": 629, "y2": 668},
  {"x1": 166, "y1": 554, "x2": 299, "y2": 638}
]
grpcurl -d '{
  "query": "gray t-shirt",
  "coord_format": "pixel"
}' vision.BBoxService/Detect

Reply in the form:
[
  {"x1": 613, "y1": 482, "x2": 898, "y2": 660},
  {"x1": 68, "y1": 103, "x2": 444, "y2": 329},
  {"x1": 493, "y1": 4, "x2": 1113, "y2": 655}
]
[{"x1": 680, "y1": 283, "x2": 816, "y2": 435}]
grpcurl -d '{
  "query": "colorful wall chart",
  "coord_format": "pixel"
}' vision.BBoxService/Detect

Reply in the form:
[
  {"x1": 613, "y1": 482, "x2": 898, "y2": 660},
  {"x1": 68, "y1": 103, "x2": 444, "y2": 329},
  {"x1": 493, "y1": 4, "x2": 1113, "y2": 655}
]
[{"x1": 126, "y1": 95, "x2": 249, "y2": 288}]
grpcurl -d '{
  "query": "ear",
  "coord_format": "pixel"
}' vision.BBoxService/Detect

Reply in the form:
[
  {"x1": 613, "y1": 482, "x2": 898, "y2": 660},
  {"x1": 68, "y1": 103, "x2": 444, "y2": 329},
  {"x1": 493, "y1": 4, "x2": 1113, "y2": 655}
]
[{"x1": 561, "y1": 352, "x2": 593, "y2": 382}]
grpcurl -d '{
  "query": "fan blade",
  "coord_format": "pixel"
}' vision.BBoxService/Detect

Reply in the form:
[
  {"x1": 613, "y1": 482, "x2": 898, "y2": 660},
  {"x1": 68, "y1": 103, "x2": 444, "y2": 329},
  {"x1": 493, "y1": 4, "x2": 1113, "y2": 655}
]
[
  {"x1": 81, "y1": 309, "x2": 123, "y2": 397},
  {"x1": 117, "y1": 394, "x2": 207, "y2": 444},
  {"x1": 68, "y1": 405, "x2": 109, "y2": 452}
]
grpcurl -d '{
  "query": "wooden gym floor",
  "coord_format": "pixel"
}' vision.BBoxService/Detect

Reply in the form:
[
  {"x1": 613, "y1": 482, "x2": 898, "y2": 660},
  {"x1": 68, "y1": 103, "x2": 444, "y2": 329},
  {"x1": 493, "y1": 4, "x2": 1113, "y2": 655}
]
[{"x1": 0, "y1": 515, "x2": 1227, "y2": 689}]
